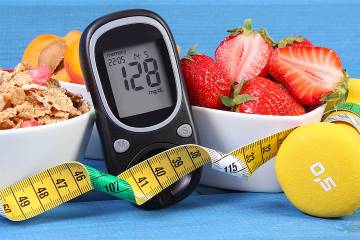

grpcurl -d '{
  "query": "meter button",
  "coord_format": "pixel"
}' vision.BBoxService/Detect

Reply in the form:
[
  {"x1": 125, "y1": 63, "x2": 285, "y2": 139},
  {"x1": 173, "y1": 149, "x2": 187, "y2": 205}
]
[
  {"x1": 113, "y1": 139, "x2": 130, "y2": 153},
  {"x1": 177, "y1": 124, "x2": 192, "y2": 138}
]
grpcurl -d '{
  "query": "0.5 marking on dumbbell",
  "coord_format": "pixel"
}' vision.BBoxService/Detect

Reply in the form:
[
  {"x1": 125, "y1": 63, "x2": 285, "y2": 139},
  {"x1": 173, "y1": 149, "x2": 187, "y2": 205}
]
[{"x1": 310, "y1": 162, "x2": 337, "y2": 192}]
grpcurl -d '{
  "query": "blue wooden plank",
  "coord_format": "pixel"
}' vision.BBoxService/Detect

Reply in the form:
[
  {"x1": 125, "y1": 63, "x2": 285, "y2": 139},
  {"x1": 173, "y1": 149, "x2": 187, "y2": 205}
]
[{"x1": 0, "y1": 193, "x2": 359, "y2": 239}]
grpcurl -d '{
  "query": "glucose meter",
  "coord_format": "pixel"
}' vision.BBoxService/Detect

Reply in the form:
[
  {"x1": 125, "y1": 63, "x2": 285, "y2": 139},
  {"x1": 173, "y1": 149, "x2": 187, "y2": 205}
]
[{"x1": 80, "y1": 9, "x2": 201, "y2": 209}]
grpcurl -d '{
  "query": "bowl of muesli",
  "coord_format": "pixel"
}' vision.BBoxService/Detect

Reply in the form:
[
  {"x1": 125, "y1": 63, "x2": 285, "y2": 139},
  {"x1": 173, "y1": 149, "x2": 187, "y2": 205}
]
[{"x1": 0, "y1": 63, "x2": 95, "y2": 189}]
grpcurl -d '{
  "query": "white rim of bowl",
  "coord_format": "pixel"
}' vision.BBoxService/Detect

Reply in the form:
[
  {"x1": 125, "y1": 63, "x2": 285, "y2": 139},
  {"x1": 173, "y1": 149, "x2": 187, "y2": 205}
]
[{"x1": 191, "y1": 104, "x2": 327, "y2": 120}]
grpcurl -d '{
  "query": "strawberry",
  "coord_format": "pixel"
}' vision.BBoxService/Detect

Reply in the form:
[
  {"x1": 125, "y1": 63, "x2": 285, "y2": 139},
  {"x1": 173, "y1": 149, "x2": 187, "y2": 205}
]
[
  {"x1": 215, "y1": 19, "x2": 273, "y2": 83},
  {"x1": 27, "y1": 66, "x2": 52, "y2": 85},
  {"x1": 181, "y1": 45, "x2": 231, "y2": 109},
  {"x1": 276, "y1": 36, "x2": 313, "y2": 48},
  {"x1": 268, "y1": 46, "x2": 348, "y2": 107},
  {"x1": 221, "y1": 77, "x2": 305, "y2": 116},
  {"x1": 20, "y1": 120, "x2": 42, "y2": 128}
]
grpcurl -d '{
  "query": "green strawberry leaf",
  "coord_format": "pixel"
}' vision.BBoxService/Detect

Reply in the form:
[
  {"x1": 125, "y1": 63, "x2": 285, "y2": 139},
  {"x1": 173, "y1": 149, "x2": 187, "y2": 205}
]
[
  {"x1": 224, "y1": 79, "x2": 257, "y2": 110},
  {"x1": 227, "y1": 18, "x2": 255, "y2": 36},
  {"x1": 320, "y1": 92, "x2": 342, "y2": 102},
  {"x1": 277, "y1": 36, "x2": 304, "y2": 48},
  {"x1": 320, "y1": 70, "x2": 349, "y2": 103},
  {"x1": 221, "y1": 96, "x2": 236, "y2": 107},
  {"x1": 227, "y1": 27, "x2": 244, "y2": 36},
  {"x1": 259, "y1": 27, "x2": 275, "y2": 46},
  {"x1": 183, "y1": 44, "x2": 202, "y2": 61},
  {"x1": 233, "y1": 94, "x2": 257, "y2": 104},
  {"x1": 183, "y1": 56, "x2": 193, "y2": 61}
]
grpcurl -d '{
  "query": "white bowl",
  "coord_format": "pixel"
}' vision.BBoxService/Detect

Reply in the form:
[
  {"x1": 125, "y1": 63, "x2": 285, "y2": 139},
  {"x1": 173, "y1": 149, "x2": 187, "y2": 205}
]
[
  {"x1": 60, "y1": 82, "x2": 103, "y2": 160},
  {"x1": 193, "y1": 105, "x2": 326, "y2": 192},
  {"x1": 0, "y1": 89, "x2": 95, "y2": 190},
  {"x1": 61, "y1": 82, "x2": 326, "y2": 192}
]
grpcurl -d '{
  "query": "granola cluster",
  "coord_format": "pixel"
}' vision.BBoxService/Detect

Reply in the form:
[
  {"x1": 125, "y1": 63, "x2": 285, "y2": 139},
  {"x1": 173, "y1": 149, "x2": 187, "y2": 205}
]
[{"x1": 0, "y1": 63, "x2": 89, "y2": 130}]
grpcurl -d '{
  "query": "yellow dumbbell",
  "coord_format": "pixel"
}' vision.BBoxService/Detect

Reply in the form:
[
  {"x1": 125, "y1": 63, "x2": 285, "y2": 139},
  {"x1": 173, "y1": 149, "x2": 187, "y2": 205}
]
[
  {"x1": 275, "y1": 103, "x2": 360, "y2": 218},
  {"x1": 348, "y1": 78, "x2": 360, "y2": 104}
]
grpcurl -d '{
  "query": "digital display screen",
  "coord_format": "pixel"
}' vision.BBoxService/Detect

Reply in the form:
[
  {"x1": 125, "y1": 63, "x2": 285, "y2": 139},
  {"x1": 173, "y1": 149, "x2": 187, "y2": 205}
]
[{"x1": 103, "y1": 41, "x2": 173, "y2": 118}]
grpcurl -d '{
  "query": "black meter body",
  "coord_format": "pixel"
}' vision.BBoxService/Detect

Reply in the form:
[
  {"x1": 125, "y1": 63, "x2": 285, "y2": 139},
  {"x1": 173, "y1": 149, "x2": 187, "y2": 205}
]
[{"x1": 80, "y1": 9, "x2": 201, "y2": 209}]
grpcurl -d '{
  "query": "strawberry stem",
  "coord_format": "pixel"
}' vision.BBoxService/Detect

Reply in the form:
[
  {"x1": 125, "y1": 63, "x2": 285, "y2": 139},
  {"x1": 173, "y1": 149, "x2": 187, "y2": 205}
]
[
  {"x1": 233, "y1": 79, "x2": 249, "y2": 95},
  {"x1": 221, "y1": 80, "x2": 257, "y2": 111},
  {"x1": 221, "y1": 96, "x2": 236, "y2": 108},
  {"x1": 227, "y1": 18, "x2": 255, "y2": 36},
  {"x1": 243, "y1": 19, "x2": 253, "y2": 33}
]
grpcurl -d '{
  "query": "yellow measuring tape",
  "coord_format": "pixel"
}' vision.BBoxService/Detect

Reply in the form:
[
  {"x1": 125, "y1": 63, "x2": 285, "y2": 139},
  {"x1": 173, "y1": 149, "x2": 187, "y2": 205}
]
[
  {"x1": 323, "y1": 102, "x2": 360, "y2": 132},
  {"x1": 1, "y1": 103, "x2": 359, "y2": 222},
  {"x1": 0, "y1": 129, "x2": 294, "y2": 221}
]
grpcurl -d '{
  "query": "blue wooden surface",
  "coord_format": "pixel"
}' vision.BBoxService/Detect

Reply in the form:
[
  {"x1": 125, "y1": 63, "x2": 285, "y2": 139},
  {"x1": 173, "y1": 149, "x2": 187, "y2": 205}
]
[
  {"x1": 1, "y1": 193, "x2": 360, "y2": 240},
  {"x1": 0, "y1": 0, "x2": 360, "y2": 239}
]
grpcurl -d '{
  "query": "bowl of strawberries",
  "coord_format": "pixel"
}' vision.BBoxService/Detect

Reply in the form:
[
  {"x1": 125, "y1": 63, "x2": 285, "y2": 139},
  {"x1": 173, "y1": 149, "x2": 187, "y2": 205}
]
[{"x1": 180, "y1": 19, "x2": 348, "y2": 192}]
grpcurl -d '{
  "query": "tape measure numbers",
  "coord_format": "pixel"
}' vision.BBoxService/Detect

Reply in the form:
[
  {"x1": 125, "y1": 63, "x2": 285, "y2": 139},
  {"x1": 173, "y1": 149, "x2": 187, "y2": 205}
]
[
  {"x1": 211, "y1": 127, "x2": 295, "y2": 176},
  {"x1": 0, "y1": 163, "x2": 93, "y2": 221},
  {"x1": 0, "y1": 145, "x2": 210, "y2": 221},
  {"x1": 1, "y1": 103, "x2": 359, "y2": 222}
]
